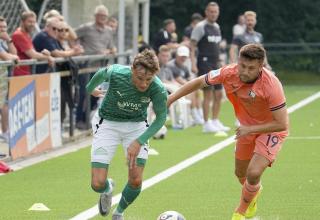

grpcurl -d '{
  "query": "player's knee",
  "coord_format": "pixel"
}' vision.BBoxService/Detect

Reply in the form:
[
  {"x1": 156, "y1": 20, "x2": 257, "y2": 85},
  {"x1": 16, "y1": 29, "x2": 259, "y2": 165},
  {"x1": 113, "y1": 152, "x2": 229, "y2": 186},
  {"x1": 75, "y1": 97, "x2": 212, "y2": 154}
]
[
  {"x1": 235, "y1": 168, "x2": 246, "y2": 179},
  {"x1": 91, "y1": 179, "x2": 105, "y2": 192},
  {"x1": 129, "y1": 177, "x2": 142, "y2": 188},
  {"x1": 246, "y1": 168, "x2": 262, "y2": 184}
]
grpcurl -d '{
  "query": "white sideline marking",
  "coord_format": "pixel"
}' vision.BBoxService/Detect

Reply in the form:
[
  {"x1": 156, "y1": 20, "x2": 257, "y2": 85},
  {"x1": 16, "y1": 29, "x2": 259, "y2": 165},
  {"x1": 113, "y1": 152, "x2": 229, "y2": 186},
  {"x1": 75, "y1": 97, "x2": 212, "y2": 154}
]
[{"x1": 70, "y1": 91, "x2": 320, "y2": 220}]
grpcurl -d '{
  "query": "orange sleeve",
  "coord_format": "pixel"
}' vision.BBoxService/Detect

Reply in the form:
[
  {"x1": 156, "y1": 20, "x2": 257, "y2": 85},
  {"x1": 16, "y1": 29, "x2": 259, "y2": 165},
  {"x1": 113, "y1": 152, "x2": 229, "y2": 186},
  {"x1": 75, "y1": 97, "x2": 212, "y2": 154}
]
[
  {"x1": 268, "y1": 78, "x2": 286, "y2": 111},
  {"x1": 205, "y1": 67, "x2": 226, "y2": 86}
]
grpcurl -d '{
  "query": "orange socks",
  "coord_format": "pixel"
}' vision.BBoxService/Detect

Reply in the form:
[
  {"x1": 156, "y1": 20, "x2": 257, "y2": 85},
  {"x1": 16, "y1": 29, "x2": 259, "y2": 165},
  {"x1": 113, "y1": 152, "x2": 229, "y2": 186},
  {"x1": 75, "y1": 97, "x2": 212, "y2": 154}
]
[{"x1": 236, "y1": 180, "x2": 261, "y2": 214}]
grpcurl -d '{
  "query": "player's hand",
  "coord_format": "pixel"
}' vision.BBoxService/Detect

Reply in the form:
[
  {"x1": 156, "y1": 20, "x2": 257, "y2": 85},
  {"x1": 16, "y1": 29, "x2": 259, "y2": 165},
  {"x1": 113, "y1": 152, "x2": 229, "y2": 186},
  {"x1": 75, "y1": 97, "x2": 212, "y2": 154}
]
[
  {"x1": 91, "y1": 89, "x2": 106, "y2": 98},
  {"x1": 235, "y1": 125, "x2": 252, "y2": 139},
  {"x1": 127, "y1": 140, "x2": 141, "y2": 169}
]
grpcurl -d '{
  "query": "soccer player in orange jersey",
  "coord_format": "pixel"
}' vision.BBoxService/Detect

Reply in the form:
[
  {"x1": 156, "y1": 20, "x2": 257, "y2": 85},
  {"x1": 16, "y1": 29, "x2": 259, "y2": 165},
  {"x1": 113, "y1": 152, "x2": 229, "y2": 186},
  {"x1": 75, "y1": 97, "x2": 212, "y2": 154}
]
[{"x1": 167, "y1": 44, "x2": 289, "y2": 220}]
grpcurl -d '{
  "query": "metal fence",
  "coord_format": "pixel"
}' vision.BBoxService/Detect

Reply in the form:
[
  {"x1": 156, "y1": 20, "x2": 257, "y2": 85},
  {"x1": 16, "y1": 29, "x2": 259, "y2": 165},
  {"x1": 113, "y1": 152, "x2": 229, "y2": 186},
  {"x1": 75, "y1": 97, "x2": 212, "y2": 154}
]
[{"x1": 0, "y1": 52, "x2": 132, "y2": 145}]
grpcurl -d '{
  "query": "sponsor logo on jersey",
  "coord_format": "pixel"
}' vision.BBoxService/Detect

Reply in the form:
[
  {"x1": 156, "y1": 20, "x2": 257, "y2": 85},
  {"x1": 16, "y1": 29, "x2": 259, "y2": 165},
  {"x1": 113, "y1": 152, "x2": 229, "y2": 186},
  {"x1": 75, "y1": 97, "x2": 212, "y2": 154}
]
[
  {"x1": 117, "y1": 101, "x2": 142, "y2": 111},
  {"x1": 207, "y1": 35, "x2": 221, "y2": 43},
  {"x1": 248, "y1": 90, "x2": 256, "y2": 98},
  {"x1": 209, "y1": 69, "x2": 221, "y2": 79},
  {"x1": 140, "y1": 97, "x2": 150, "y2": 103}
]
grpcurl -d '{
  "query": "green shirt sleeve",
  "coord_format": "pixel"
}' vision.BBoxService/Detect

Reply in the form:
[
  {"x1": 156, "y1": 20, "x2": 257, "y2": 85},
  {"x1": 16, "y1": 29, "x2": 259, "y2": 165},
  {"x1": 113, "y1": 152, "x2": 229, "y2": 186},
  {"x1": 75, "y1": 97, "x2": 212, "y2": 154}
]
[
  {"x1": 86, "y1": 66, "x2": 112, "y2": 93},
  {"x1": 137, "y1": 89, "x2": 168, "y2": 144}
]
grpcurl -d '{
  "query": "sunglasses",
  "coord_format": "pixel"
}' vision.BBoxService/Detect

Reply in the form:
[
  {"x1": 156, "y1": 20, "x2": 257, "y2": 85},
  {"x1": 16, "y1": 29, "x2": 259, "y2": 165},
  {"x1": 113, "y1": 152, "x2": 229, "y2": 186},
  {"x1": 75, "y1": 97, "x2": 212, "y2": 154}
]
[{"x1": 58, "y1": 28, "x2": 69, "y2": 33}]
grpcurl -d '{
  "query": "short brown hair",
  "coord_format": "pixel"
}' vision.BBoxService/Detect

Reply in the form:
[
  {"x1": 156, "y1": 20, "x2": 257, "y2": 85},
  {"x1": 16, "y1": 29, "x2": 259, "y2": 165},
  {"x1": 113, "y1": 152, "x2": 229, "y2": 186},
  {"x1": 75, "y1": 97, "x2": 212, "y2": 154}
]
[
  {"x1": 239, "y1": 44, "x2": 266, "y2": 62},
  {"x1": 132, "y1": 49, "x2": 160, "y2": 75},
  {"x1": 21, "y1": 11, "x2": 36, "y2": 21}
]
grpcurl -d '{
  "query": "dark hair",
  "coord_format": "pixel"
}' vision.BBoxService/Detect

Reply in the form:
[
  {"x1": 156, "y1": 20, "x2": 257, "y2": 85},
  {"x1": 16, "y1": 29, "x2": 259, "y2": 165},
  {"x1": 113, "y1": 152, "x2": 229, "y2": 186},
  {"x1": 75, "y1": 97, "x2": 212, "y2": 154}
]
[
  {"x1": 163, "y1": 18, "x2": 175, "y2": 27},
  {"x1": 132, "y1": 49, "x2": 160, "y2": 75},
  {"x1": 191, "y1": 13, "x2": 203, "y2": 22},
  {"x1": 239, "y1": 44, "x2": 266, "y2": 62}
]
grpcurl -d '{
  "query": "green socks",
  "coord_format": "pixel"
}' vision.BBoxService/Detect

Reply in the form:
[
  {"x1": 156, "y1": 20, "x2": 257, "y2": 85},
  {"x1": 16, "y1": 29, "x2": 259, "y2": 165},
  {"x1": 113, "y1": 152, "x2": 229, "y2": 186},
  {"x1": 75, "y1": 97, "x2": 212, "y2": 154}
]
[{"x1": 116, "y1": 183, "x2": 141, "y2": 214}]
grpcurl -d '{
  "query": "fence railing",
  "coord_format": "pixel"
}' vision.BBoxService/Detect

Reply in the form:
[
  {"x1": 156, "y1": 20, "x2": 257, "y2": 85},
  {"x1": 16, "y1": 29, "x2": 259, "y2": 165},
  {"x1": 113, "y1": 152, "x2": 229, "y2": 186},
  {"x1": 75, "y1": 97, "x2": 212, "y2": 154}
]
[{"x1": 0, "y1": 52, "x2": 132, "y2": 147}]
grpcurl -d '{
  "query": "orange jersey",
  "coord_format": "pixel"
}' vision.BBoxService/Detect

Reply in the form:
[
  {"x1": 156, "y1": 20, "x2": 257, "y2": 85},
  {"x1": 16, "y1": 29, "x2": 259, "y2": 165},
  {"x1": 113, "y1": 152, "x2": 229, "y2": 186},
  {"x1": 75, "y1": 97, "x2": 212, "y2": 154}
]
[{"x1": 205, "y1": 64, "x2": 287, "y2": 133}]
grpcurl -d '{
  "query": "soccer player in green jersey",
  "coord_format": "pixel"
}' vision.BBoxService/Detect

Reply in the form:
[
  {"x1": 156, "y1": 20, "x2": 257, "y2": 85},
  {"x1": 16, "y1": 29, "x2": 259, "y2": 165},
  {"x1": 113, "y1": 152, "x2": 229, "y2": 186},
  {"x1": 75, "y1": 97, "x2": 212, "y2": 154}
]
[{"x1": 86, "y1": 50, "x2": 168, "y2": 220}]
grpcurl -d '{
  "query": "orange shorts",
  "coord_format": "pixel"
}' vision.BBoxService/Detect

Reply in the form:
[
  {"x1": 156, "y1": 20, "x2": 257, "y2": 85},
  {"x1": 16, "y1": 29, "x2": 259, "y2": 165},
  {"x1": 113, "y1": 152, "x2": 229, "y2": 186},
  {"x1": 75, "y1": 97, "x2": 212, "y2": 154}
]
[{"x1": 235, "y1": 132, "x2": 287, "y2": 163}]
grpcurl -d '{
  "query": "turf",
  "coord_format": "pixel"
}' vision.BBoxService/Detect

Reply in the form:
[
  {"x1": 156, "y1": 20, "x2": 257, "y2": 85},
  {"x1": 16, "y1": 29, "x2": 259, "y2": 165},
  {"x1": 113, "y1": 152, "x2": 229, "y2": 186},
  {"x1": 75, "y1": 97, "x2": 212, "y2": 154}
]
[{"x1": 0, "y1": 85, "x2": 319, "y2": 220}]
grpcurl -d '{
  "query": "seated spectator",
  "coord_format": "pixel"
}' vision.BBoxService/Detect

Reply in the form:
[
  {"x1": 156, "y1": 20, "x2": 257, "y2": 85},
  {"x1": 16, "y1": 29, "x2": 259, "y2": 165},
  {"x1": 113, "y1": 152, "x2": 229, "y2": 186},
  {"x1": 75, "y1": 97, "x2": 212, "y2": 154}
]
[
  {"x1": 152, "y1": 18, "x2": 179, "y2": 53},
  {"x1": 167, "y1": 46, "x2": 204, "y2": 124},
  {"x1": 157, "y1": 45, "x2": 180, "y2": 92},
  {"x1": 12, "y1": 11, "x2": 54, "y2": 76}
]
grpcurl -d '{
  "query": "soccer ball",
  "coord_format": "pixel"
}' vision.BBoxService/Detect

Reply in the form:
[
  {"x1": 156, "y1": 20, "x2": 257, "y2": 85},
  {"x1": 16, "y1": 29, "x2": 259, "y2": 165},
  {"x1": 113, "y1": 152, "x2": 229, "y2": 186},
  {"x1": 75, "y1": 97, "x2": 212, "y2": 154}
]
[
  {"x1": 153, "y1": 125, "x2": 167, "y2": 139},
  {"x1": 157, "y1": 211, "x2": 186, "y2": 220}
]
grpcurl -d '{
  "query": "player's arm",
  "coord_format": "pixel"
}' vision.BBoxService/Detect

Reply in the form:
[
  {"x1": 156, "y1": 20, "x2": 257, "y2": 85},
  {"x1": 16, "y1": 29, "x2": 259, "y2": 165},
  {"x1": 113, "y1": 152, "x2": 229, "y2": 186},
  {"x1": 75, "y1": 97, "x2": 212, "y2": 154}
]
[
  {"x1": 236, "y1": 106, "x2": 289, "y2": 139},
  {"x1": 168, "y1": 75, "x2": 207, "y2": 107},
  {"x1": 86, "y1": 66, "x2": 111, "y2": 96},
  {"x1": 137, "y1": 89, "x2": 168, "y2": 145}
]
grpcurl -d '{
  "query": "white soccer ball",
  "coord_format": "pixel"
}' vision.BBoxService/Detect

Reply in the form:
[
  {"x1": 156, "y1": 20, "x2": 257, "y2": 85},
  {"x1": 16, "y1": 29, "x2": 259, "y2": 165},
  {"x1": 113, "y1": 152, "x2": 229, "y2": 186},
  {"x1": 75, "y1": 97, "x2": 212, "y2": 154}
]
[
  {"x1": 153, "y1": 125, "x2": 167, "y2": 139},
  {"x1": 157, "y1": 210, "x2": 186, "y2": 220}
]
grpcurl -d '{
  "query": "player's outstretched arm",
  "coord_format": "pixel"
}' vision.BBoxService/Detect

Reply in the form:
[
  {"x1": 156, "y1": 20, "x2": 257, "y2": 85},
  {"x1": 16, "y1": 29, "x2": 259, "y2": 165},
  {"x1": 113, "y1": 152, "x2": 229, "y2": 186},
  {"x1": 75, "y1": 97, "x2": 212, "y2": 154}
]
[{"x1": 167, "y1": 75, "x2": 207, "y2": 107}]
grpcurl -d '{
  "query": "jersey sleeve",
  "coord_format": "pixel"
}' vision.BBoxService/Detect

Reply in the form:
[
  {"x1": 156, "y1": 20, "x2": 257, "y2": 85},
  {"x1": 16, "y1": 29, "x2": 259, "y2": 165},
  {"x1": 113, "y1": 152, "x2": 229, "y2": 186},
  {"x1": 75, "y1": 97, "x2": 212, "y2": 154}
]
[
  {"x1": 86, "y1": 65, "x2": 113, "y2": 93},
  {"x1": 267, "y1": 78, "x2": 286, "y2": 111},
  {"x1": 190, "y1": 23, "x2": 204, "y2": 43},
  {"x1": 204, "y1": 68, "x2": 225, "y2": 86},
  {"x1": 137, "y1": 87, "x2": 168, "y2": 144}
]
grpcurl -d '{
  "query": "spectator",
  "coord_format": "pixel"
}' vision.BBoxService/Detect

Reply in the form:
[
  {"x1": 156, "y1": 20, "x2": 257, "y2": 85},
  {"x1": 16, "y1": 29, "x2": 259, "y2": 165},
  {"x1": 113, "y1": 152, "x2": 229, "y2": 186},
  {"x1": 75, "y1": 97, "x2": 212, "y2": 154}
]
[
  {"x1": 12, "y1": 11, "x2": 54, "y2": 76},
  {"x1": 106, "y1": 17, "x2": 118, "y2": 45},
  {"x1": 157, "y1": 45, "x2": 179, "y2": 91},
  {"x1": 190, "y1": 2, "x2": 230, "y2": 132},
  {"x1": 152, "y1": 18, "x2": 179, "y2": 53},
  {"x1": 229, "y1": 11, "x2": 270, "y2": 68},
  {"x1": 76, "y1": 5, "x2": 116, "y2": 55},
  {"x1": 167, "y1": 45, "x2": 203, "y2": 124},
  {"x1": 232, "y1": 14, "x2": 246, "y2": 37},
  {"x1": 42, "y1": 9, "x2": 78, "y2": 48},
  {"x1": 0, "y1": 16, "x2": 19, "y2": 143},
  {"x1": 75, "y1": 5, "x2": 116, "y2": 129},
  {"x1": 56, "y1": 21, "x2": 84, "y2": 124},
  {"x1": 183, "y1": 13, "x2": 203, "y2": 41}
]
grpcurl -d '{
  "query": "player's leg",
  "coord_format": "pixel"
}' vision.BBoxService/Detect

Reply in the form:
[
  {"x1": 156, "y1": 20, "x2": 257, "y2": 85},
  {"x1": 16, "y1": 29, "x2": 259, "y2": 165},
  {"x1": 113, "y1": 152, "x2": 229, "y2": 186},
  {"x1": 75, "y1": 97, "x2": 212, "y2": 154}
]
[
  {"x1": 232, "y1": 135, "x2": 256, "y2": 219},
  {"x1": 235, "y1": 153, "x2": 268, "y2": 215},
  {"x1": 91, "y1": 115, "x2": 119, "y2": 216},
  {"x1": 113, "y1": 121, "x2": 149, "y2": 219},
  {"x1": 235, "y1": 158, "x2": 250, "y2": 185},
  {"x1": 113, "y1": 165, "x2": 145, "y2": 220}
]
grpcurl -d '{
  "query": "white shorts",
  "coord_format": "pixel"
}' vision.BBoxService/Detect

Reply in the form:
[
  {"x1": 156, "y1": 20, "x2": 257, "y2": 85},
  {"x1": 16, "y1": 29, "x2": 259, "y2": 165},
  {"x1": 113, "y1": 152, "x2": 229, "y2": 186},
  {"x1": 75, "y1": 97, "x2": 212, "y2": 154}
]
[{"x1": 91, "y1": 112, "x2": 149, "y2": 165}]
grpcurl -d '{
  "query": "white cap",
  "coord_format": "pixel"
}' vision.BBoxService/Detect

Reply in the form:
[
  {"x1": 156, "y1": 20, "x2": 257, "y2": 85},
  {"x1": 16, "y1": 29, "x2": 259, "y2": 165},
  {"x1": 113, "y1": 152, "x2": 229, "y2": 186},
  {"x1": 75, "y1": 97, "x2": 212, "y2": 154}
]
[{"x1": 176, "y1": 45, "x2": 190, "y2": 57}]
